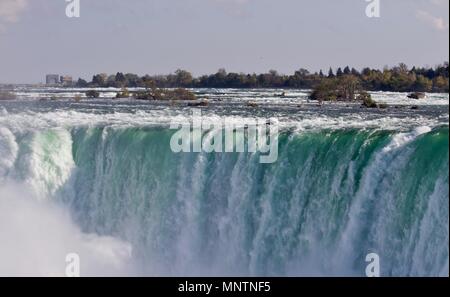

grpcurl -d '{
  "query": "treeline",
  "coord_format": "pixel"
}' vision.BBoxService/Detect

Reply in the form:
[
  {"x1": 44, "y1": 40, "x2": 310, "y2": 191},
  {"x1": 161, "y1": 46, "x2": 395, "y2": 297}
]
[{"x1": 76, "y1": 62, "x2": 449, "y2": 92}]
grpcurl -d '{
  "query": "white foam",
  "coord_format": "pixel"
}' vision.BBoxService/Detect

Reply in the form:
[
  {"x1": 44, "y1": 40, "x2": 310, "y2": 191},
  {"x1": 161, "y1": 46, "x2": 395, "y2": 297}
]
[
  {"x1": 0, "y1": 127, "x2": 18, "y2": 179},
  {"x1": 0, "y1": 182, "x2": 134, "y2": 277},
  {"x1": 382, "y1": 126, "x2": 432, "y2": 153},
  {"x1": 0, "y1": 106, "x2": 447, "y2": 135},
  {"x1": 9, "y1": 87, "x2": 450, "y2": 106},
  {"x1": 0, "y1": 107, "x2": 7, "y2": 116}
]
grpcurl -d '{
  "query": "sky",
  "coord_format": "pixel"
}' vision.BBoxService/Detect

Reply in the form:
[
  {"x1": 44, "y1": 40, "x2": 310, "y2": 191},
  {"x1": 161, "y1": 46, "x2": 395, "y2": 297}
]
[{"x1": 0, "y1": 0, "x2": 448, "y2": 84}]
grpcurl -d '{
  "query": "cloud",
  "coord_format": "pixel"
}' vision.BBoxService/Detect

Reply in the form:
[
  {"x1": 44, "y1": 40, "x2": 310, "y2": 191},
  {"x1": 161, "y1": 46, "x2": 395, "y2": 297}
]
[
  {"x1": 0, "y1": 0, "x2": 27, "y2": 30},
  {"x1": 416, "y1": 10, "x2": 449, "y2": 31}
]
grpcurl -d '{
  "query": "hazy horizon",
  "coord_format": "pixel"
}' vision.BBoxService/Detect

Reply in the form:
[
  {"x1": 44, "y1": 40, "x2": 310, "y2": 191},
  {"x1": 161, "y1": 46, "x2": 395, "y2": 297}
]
[{"x1": 0, "y1": 0, "x2": 449, "y2": 84}]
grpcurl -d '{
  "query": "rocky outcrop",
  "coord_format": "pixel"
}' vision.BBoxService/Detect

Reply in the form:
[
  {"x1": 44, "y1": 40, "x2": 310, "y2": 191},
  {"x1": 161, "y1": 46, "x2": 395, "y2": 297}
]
[
  {"x1": 188, "y1": 100, "x2": 208, "y2": 107},
  {"x1": 407, "y1": 92, "x2": 426, "y2": 99}
]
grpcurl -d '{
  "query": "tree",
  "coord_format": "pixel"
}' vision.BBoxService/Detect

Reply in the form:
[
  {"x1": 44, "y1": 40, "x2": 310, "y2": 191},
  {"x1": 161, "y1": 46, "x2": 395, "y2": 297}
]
[
  {"x1": 295, "y1": 68, "x2": 310, "y2": 77},
  {"x1": 82, "y1": 62, "x2": 448, "y2": 92},
  {"x1": 174, "y1": 69, "x2": 193, "y2": 87},
  {"x1": 309, "y1": 79, "x2": 338, "y2": 101},
  {"x1": 396, "y1": 63, "x2": 409, "y2": 74},
  {"x1": 246, "y1": 74, "x2": 258, "y2": 88},
  {"x1": 362, "y1": 67, "x2": 372, "y2": 76},
  {"x1": 351, "y1": 68, "x2": 360, "y2": 76},
  {"x1": 211, "y1": 68, "x2": 227, "y2": 87},
  {"x1": 76, "y1": 78, "x2": 88, "y2": 87},
  {"x1": 115, "y1": 72, "x2": 127, "y2": 88},
  {"x1": 433, "y1": 76, "x2": 449, "y2": 92},
  {"x1": 344, "y1": 66, "x2": 351, "y2": 75},
  {"x1": 426, "y1": 68, "x2": 436, "y2": 79},
  {"x1": 310, "y1": 75, "x2": 362, "y2": 101},
  {"x1": 413, "y1": 75, "x2": 433, "y2": 92},
  {"x1": 125, "y1": 73, "x2": 142, "y2": 87},
  {"x1": 92, "y1": 74, "x2": 106, "y2": 87},
  {"x1": 434, "y1": 62, "x2": 449, "y2": 78},
  {"x1": 106, "y1": 75, "x2": 116, "y2": 87},
  {"x1": 328, "y1": 68, "x2": 335, "y2": 78},
  {"x1": 226, "y1": 72, "x2": 242, "y2": 88},
  {"x1": 337, "y1": 75, "x2": 360, "y2": 100}
]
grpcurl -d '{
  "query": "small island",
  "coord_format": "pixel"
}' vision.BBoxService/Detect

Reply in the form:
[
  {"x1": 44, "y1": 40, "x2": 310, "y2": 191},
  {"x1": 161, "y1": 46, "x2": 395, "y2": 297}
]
[{"x1": 69, "y1": 63, "x2": 449, "y2": 104}]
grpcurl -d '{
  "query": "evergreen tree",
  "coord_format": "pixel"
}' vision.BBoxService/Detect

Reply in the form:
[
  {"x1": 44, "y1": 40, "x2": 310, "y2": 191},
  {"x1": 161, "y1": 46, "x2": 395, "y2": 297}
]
[
  {"x1": 351, "y1": 68, "x2": 360, "y2": 76},
  {"x1": 328, "y1": 67, "x2": 335, "y2": 78},
  {"x1": 344, "y1": 66, "x2": 351, "y2": 75}
]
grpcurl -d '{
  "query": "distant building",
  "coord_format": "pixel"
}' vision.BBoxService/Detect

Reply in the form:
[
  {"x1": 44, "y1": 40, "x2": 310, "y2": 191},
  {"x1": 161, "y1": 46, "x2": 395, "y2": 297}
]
[
  {"x1": 46, "y1": 74, "x2": 60, "y2": 85},
  {"x1": 60, "y1": 75, "x2": 73, "y2": 85}
]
